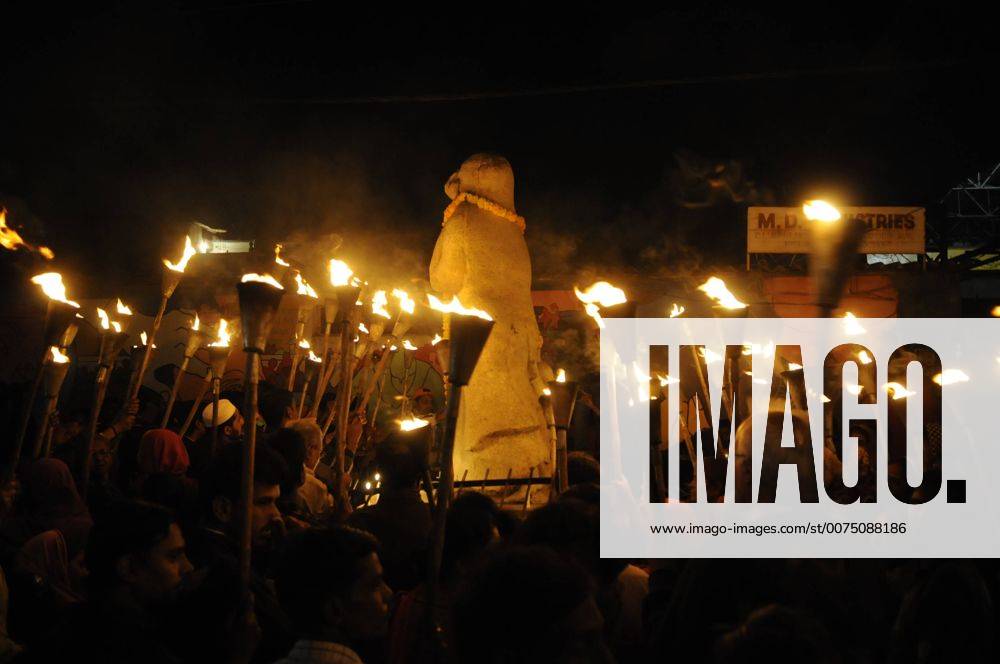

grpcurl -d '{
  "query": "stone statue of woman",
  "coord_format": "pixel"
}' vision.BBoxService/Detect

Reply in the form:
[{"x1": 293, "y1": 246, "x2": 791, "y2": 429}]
[{"x1": 430, "y1": 154, "x2": 551, "y2": 487}]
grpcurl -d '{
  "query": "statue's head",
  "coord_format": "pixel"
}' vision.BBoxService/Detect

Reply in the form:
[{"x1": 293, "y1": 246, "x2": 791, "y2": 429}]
[{"x1": 444, "y1": 153, "x2": 515, "y2": 211}]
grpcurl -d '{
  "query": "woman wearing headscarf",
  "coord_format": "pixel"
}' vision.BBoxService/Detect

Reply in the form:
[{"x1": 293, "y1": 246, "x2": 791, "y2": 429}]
[
  {"x1": 136, "y1": 429, "x2": 198, "y2": 525},
  {"x1": 0, "y1": 459, "x2": 92, "y2": 569}
]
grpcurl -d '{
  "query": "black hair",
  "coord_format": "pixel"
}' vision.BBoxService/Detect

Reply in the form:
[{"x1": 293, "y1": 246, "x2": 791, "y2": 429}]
[
  {"x1": 453, "y1": 546, "x2": 592, "y2": 664},
  {"x1": 442, "y1": 491, "x2": 501, "y2": 580},
  {"x1": 85, "y1": 500, "x2": 177, "y2": 595},
  {"x1": 518, "y1": 498, "x2": 626, "y2": 585},
  {"x1": 200, "y1": 442, "x2": 288, "y2": 510},
  {"x1": 260, "y1": 388, "x2": 294, "y2": 432},
  {"x1": 715, "y1": 604, "x2": 837, "y2": 664},
  {"x1": 275, "y1": 526, "x2": 379, "y2": 637},
  {"x1": 267, "y1": 427, "x2": 307, "y2": 493},
  {"x1": 374, "y1": 429, "x2": 429, "y2": 489}
]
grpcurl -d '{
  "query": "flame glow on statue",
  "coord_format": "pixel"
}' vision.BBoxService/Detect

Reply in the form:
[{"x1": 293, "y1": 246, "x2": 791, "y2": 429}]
[{"x1": 431, "y1": 154, "x2": 550, "y2": 483}]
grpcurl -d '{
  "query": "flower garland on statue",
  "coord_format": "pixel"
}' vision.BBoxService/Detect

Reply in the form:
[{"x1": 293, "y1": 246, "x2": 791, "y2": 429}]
[{"x1": 442, "y1": 192, "x2": 526, "y2": 233}]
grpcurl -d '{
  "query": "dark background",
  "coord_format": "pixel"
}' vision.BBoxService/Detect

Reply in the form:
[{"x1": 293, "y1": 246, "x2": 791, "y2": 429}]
[{"x1": 1, "y1": 1, "x2": 997, "y2": 294}]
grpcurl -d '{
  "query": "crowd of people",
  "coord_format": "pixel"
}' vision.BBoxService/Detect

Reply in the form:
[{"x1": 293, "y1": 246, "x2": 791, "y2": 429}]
[{"x1": 0, "y1": 374, "x2": 995, "y2": 664}]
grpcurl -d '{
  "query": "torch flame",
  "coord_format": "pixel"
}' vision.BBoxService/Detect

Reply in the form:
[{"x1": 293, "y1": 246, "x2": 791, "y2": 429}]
[
  {"x1": 657, "y1": 373, "x2": 679, "y2": 386},
  {"x1": 698, "y1": 277, "x2": 747, "y2": 310},
  {"x1": 328, "y1": 259, "x2": 355, "y2": 287},
  {"x1": 298, "y1": 338, "x2": 311, "y2": 349},
  {"x1": 307, "y1": 350, "x2": 322, "y2": 363},
  {"x1": 555, "y1": 368, "x2": 567, "y2": 383},
  {"x1": 274, "y1": 244, "x2": 291, "y2": 267},
  {"x1": 542, "y1": 387, "x2": 552, "y2": 396},
  {"x1": 163, "y1": 236, "x2": 197, "y2": 273},
  {"x1": 359, "y1": 323, "x2": 370, "y2": 335},
  {"x1": 426, "y1": 294, "x2": 492, "y2": 321},
  {"x1": 0, "y1": 209, "x2": 54, "y2": 259},
  {"x1": 431, "y1": 334, "x2": 443, "y2": 345},
  {"x1": 97, "y1": 308, "x2": 110, "y2": 330},
  {"x1": 991, "y1": 305, "x2": 1000, "y2": 317},
  {"x1": 48, "y1": 346, "x2": 69, "y2": 364},
  {"x1": 883, "y1": 382, "x2": 916, "y2": 400},
  {"x1": 934, "y1": 369, "x2": 969, "y2": 386},
  {"x1": 116, "y1": 298, "x2": 133, "y2": 316},
  {"x1": 700, "y1": 348, "x2": 723, "y2": 364},
  {"x1": 402, "y1": 339, "x2": 418, "y2": 351},
  {"x1": 575, "y1": 282, "x2": 627, "y2": 307},
  {"x1": 399, "y1": 417, "x2": 430, "y2": 432},
  {"x1": 803, "y1": 200, "x2": 842, "y2": 223},
  {"x1": 191, "y1": 313, "x2": 200, "y2": 331},
  {"x1": 669, "y1": 303, "x2": 685, "y2": 318},
  {"x1": 240, "y1": 273, "x2": 284, "y2": 289},
  {"x1": 843, "y1": 312, "x2": 866, "y2": 336},
  {"x1": 140, "y1": 331, "x2": 149, "y2": 346},
  {"x1": 858, "y1": 350, "x2": 873, "y2": 365},
  {"x1": 111, "y1": 321, "x2": 122, "y2": 333},
  {"x1": 208, "y1": 319, "x2": 231, "y2": 348},
  {"x1": 371, "y1": 291, "x2": 392, "y2": 319},
  {"x1": 392, "y1": 289, "x2": 416, "y2": 315},
  {"x1": 30, "y1": 273, "x2": 80, "y2": 308},
  {"x1": 294, "y1": 273, "x2": 319, "y2": 298}
]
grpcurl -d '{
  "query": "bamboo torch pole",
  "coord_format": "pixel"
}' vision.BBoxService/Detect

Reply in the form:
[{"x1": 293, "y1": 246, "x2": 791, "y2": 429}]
[
  {"x1": 31, "y1": 347, "x2": 71, "y2": 459},
  {"x1": 236, "y1": 275, "x2": 284, "y2": 591},
  {"x1": 80, "y1": 330, "x2": 129, "y2": 498},
  {"x1": 425, "y1": 306, "x2": 493, "y2": 630}
]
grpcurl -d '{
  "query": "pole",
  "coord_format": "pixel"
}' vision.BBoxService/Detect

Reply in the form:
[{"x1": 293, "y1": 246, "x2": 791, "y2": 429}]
[
  {"x1": 311, "y1": 322, "x2": 333, "y2": 417},
  {"x1": 81, "y1": 339, "x2": 112, "y2": 499},
  {"x1": 239, "y1": 353, "x2": 260, "y2": 589},
  {"x1": 9, "y1": 355, "x2": 46, "y2": 476},
  {"x1": 333, "y1": 320, "x2": 353, "y2": 504},
  {"x1": 424, "y1": 381, "x2": 463, "y2": 628},
  {"x1": 178, "y1": 375, "x2": 211, "y2": 438},
  {"x1": 211, "y1": 376, "x2": 222, "y2": 457},
  {"x1": 31, "y1": 397, "x2": 57, "y2": 460},
  {"x1": 128, "y1": 294, "x2": 168, "y2": 401},
  {"x1": 160, "y1": 354, "x2": 192, "y2": 428}
]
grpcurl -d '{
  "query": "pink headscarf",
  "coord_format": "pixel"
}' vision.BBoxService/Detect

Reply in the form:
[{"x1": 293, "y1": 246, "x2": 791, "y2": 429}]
[{"x1": 138, "y1": 429, "x2": 190, "y2": 476}]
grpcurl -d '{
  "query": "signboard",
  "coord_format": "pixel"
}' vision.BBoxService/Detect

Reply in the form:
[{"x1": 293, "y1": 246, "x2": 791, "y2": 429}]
[{"x1": 748, "y1": 207, "x2": 925, "y2": 254}]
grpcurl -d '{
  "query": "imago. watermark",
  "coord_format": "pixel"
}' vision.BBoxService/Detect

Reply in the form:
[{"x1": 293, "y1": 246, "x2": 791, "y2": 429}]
[{"x1": 600, "y1": 318, "x2": 998, "y2": 558}]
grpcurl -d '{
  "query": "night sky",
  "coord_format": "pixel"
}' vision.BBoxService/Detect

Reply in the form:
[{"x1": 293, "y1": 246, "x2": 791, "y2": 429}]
[{"x1": 2, "y1": 2, "x2": 997, "y2": 295}]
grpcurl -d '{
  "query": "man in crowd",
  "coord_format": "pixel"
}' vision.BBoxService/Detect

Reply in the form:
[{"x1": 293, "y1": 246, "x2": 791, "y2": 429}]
[
  {"x1": 348, "y1": 429, "x2": 431, "y2": 591},
  {"x1": 274, "y1": 526, "x2": 392, "y2": 664},
  {"x1": 287, "y1": 418, "x2": 333, "y2": 516},
  {"x1": 28, "y1": 501, "x2": 194, "y2": 663}
]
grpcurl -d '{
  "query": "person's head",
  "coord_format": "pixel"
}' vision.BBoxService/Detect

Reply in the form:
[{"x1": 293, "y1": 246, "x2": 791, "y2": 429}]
[
  {"x1": 287, "y1": 418, "x2": 323, "y2": 470},
  {"x1": 201, "y1": 399, "x2": 244, "y2": 440},
  {"x1": 91, "y1": 436, "x2": 112, "y2": 480},
  {"x1": 200, "y1": 444, "x2": 287, "y2": 547},
  {"x1": 453, "y1": 546, "x2": 610, "y2": 664},
  {"x1": 566, "y1": 451, "x2": 600, "y2": 486},
  {"x1": 374, "y1": 429, "x2": 429, "y2": 491},
  {"x1": 275, "y1": 526, "x2": 392, "y2": 643},
  {"x1": 52, "y1": 408, "x2": 87, "y2": 446},
  {"x1": 518, "y1": 499, "x2": 625, "y2": 587},
  {"x1": 260, "y1": 388, "x2": 295, "y2": 432},
  {"x1": 137, "y1": 429, "x2": 190, "y2": 477},
  {"x1": 442, "y1": 491, "x2": 503, "y2": 581},
  {"x1": 715, "y1": 604, "x2": 839, "y2": 664},
  {"x1": 268, "y1": 427, "x2": 307, "y2": 494},
  {"x1": 85, "y1": 501, "x2": 193, "y2": 606}
]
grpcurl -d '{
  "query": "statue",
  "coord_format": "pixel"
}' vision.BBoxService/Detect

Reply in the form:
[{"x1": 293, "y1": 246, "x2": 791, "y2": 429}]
[{"x1": 430, "y1": 154, "x2": 551, "y2": 487}]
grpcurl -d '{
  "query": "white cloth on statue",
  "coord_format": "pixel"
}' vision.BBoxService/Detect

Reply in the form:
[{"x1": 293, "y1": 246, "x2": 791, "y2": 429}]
[{"x1": 274, "y1": 639, "x2": 363, "y2": 664}]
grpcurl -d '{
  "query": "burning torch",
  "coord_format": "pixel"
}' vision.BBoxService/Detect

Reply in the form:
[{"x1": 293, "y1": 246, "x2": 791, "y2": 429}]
[
  {"x1": 81, "y1": 310, "x2": 131, "y2": 498},
  {"x1": 425, "y1": 295, "x2": 493, "y2": 590},
  {"x1": 207, "y1": 319, "x2": 234, "y2": 456},
  {"x1": 236, "y1": 272, "x2": 284, "y2": 588},
  {"x1": 804, "y1": 201, "x2": 865, "y2": 317},
  {"x1": 547, "y1": 368, "x2": 578, "y2": 495},
  {"x1": 32, "y1": 346, "x2": 71, "y2": 459},
  {"x1": 160, "y1": 313, "x2": 213, "y2": 428},
  {"x1": 10, "y1": 273, "x2": 80, "y2": 473},
  {"x1": 129, "y1": 236, "x2": 197, "y2": 402}
]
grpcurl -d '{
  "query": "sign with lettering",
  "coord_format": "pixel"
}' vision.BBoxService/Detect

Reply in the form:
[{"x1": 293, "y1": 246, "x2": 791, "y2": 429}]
[{"x1": 747, "y1": 207, "x2": 925, "y2": 254}]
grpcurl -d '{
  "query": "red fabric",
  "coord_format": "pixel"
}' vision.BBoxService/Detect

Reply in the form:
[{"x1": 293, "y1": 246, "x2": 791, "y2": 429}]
[{"x1": 138, "y1": 428, "x2": 190, "y2": 476}]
